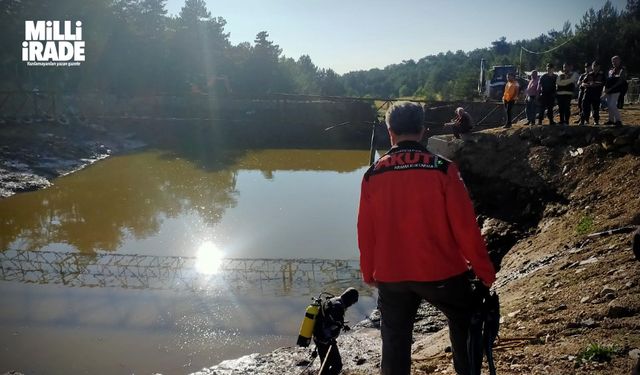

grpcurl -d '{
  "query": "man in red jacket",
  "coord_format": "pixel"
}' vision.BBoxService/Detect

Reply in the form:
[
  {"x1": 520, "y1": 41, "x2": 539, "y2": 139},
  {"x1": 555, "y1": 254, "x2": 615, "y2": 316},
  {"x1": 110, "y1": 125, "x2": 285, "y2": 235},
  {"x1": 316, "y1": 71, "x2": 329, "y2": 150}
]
[{"x1": 357, "y1": 102, "x2": 496, "y2": 375}]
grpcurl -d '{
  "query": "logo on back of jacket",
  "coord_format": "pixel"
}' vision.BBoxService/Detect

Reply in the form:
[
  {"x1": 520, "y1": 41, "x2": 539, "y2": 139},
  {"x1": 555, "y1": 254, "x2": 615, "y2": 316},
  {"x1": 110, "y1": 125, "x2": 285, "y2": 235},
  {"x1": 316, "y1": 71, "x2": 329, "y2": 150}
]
[{"x1": 366, "y1": 149, "x2": 449, "y2": 179}]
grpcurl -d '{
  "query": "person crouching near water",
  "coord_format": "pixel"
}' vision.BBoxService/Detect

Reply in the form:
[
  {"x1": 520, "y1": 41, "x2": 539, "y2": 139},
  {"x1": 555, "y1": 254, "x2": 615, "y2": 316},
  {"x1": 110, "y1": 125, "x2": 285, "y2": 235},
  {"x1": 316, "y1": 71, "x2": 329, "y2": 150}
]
[
  {"x1": 358, "y1": 102, "x2": 496, "y2": 375},
  {"x1": 443, "y1": 107, "x2": 473, "y2": 139},
  {"x1": 313, "y1": 287, "x2": 359, "y2": 375}
]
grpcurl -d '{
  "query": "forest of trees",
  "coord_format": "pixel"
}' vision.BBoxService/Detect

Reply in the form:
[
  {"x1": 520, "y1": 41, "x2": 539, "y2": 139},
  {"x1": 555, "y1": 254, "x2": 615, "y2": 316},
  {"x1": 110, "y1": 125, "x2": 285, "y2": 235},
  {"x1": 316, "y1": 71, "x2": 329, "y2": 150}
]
[
  {"x1": 343, "y1": 1, "x2": 640, "y2": 100},
  {"x1": 1, "y1": 0, "x2": 638, "y2": 100}
]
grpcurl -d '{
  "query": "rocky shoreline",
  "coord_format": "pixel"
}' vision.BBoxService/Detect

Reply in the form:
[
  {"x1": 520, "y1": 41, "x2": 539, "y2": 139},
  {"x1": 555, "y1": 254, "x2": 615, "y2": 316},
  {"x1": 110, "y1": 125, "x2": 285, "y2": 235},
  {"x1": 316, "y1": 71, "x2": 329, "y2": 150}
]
[
  {"x1": 191, "y1": 303, "x2": 447, "y2": 375},
  {"x1": 0, "y1": 120, "x2": 144, "y2": 198}
]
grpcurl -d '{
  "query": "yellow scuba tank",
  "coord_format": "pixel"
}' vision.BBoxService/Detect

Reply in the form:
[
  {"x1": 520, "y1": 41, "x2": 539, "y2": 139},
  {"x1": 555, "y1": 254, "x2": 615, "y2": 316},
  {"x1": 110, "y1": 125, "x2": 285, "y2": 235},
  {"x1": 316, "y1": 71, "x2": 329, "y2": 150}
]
[{"x1": 296, "y1": 299, "x2": 320, "y2": 347}]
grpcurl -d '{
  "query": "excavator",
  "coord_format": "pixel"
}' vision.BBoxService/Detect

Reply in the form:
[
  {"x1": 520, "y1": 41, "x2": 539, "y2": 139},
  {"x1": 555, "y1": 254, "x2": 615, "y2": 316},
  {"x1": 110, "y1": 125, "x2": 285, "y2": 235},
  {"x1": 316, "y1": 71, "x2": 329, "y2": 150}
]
[{"x1": 478, "y1": 59, "x2": 527, "y2": 100}]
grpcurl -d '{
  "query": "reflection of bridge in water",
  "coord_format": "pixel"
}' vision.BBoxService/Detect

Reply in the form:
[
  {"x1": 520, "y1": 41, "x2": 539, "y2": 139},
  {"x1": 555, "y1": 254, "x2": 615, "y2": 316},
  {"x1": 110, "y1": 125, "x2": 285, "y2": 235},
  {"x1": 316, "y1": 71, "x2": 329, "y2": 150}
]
[{"x1": 0, "y1": 249, "x2": 364, "y2": 295}]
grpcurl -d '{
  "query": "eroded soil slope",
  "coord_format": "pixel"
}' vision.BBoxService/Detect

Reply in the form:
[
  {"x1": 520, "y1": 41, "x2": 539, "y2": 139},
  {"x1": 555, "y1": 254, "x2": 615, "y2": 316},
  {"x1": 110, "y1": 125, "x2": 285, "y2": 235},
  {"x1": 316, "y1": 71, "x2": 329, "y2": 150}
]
[{"x1": 414, "y1": 113, "x2": 640, "y2": 375}]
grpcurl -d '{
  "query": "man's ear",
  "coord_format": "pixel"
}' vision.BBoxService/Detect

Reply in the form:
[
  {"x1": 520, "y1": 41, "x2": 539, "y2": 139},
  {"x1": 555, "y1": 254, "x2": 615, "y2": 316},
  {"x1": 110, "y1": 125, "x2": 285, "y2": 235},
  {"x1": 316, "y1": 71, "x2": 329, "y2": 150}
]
[{"x1": 387, "y1": 127, "x2": 396, "y2": 144}]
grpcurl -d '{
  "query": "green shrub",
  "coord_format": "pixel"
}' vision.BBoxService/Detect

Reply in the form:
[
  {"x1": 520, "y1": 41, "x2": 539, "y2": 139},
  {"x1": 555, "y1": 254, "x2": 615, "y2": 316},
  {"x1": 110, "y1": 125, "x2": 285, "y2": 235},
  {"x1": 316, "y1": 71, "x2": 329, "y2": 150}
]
[
  {"x1": 576, "y1": 343, "x2": 616, "y2": 364},
  {"x1": 576, "y1": 216, "x2": 594, "y2": 235}
]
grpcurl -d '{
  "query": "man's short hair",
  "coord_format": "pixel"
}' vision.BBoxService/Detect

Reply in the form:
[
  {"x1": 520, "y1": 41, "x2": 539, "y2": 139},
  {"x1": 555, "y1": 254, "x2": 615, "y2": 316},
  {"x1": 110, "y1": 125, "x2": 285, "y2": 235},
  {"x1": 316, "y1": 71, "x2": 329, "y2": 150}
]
[
  {"x1": 385, "y1": 101, "x2": 424, "y2": 135},
  {"x1": 546, "y1": 63, "x2": 554, "y2": 69}
]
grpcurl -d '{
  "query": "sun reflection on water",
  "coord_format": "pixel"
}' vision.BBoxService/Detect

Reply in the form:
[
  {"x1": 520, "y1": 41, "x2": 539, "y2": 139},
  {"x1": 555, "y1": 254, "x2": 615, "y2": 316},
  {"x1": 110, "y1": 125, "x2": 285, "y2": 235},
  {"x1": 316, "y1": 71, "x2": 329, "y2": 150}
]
[{"x1": 195, "y1": 241, "x2": 225, "y2": 275}]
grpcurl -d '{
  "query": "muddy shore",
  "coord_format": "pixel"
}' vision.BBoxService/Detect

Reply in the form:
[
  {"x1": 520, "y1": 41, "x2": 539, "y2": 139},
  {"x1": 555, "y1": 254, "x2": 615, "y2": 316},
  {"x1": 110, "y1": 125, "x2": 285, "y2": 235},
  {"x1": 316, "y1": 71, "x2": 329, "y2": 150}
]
[
  {"x1": 0, "y1": 119, "x2": 144, "y2": 198},
  {"x1": 190, "y1": 303, "x2": 447, "y2": 375}
]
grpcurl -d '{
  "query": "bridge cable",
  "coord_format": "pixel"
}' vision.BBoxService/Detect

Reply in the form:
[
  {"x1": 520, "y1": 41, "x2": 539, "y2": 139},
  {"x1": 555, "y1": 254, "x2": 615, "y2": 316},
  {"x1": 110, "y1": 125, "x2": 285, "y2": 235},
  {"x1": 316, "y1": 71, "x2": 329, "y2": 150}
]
[{"x1": 518, "y1": 35, "x2": 576, "y2": 73}]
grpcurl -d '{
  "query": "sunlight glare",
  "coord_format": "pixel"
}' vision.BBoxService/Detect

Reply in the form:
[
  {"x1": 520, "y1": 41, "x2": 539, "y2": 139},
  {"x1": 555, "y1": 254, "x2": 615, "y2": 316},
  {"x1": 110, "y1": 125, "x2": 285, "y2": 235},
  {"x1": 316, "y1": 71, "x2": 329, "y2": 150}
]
[{"x1": 196, "y1": 241, "x2": 225, "y2": 275}]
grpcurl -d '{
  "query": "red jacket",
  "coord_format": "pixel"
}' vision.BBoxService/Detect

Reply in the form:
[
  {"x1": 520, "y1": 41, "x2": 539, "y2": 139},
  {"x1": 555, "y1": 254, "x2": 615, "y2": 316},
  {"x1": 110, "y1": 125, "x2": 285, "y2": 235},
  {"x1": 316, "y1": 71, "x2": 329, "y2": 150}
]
[{"x1": 357, "y1": 141, "x2": 496, "y2": 285}]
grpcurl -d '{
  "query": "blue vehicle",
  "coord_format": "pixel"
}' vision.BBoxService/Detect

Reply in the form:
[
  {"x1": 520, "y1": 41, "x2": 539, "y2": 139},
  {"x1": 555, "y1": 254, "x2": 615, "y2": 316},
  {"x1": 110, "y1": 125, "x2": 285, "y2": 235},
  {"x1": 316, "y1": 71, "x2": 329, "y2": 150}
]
[{"x1": 479, "y1": 59, "x2": 526, "y2": 100}]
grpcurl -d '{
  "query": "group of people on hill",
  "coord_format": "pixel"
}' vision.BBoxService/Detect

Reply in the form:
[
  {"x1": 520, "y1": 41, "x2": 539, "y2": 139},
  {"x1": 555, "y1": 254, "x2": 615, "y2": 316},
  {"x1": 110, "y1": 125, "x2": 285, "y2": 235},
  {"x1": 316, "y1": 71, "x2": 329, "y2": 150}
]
[
  {"x1": 508, "y1": 55, "x2": 628, "y2": 128},
  {"x1": 441, "y1": 55, "x2": 629, "y2": 139}
]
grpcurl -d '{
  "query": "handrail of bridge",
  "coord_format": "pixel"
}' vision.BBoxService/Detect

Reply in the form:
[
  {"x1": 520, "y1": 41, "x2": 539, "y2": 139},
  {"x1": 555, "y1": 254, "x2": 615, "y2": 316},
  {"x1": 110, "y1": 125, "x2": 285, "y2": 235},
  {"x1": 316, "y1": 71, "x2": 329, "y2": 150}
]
[{"x1": 0, "y1": 249, "x2": 364, "y2": 295}]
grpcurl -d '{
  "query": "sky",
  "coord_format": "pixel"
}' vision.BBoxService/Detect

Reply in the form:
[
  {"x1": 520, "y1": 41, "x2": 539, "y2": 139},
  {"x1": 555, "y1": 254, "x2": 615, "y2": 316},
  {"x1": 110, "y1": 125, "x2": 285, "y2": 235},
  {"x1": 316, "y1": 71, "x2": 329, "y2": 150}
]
[{"x1": 165, "y1": 0, "x2": 628, "y2": 74}]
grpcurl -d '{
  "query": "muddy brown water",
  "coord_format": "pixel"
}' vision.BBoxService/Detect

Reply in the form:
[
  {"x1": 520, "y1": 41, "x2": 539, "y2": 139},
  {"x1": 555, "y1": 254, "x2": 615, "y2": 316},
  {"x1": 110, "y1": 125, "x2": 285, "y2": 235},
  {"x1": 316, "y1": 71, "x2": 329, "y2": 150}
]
[{"x1": 0, "y1": 148, "x2": 378, "y2": 374}]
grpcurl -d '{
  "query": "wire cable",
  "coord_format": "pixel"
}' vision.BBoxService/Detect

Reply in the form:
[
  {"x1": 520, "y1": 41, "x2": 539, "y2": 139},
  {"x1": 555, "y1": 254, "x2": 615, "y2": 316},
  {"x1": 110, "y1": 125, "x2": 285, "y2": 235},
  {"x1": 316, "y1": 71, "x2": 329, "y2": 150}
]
[{"x1": 520, "y1": 36, "x2": 576, "y2": 55}]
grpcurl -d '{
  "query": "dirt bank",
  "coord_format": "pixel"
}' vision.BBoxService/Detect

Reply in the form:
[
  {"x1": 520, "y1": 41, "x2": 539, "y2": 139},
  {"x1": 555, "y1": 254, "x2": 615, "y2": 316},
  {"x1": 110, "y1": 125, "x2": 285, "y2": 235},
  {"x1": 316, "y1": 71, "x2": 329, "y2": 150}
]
[
  {"x1": 414, "y1": 115, "x2": 640, "y2": 375},
  {"x1": 191, "y1": 106, "x2": 640, "y2": 375},
  {"x1": 0, "y1": 119, "x2": 144, "y2": 198}
]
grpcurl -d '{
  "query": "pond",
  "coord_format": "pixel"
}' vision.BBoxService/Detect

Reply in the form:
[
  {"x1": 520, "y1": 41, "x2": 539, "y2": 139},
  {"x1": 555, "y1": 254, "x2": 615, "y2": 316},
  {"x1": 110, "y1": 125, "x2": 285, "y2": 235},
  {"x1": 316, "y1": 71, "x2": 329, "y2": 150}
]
[{"x1": 0, "y1": 147, "x2": 378, "y2": 374}]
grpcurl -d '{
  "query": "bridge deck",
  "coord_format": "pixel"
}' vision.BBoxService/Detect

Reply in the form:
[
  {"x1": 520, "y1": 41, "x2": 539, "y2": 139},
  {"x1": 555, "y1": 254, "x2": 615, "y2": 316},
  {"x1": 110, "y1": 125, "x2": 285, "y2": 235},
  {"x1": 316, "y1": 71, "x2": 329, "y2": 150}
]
[{"x1": 0, "y1": 249, "x2": 363, "y2": 295}]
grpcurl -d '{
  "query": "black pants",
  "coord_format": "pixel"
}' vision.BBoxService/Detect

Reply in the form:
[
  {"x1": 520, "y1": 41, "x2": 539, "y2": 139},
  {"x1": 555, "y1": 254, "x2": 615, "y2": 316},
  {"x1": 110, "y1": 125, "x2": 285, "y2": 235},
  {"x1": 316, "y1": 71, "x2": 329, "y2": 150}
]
[
  {"x1": 378, "y1": 273, "x2": 481, "y2": 375},
  {"x1": 315, "y1": 339, "x2": 342, "y2": 375},
  {"x1": 503, "y1": 100, "x2": 514, "y2": 126},
  {"x1": 443, "y1": 123, "x2": 472, "y2": 139},
  {"x1": 617, "y1": 83, "x2": 627, "y2": 109},
  {"x1": 538, "y1": 94, "x2": 555, "y2": 124},
  {"x1": 582, "y1": 93, "x2": 601, "y2": 123},
  {"x1": 557, "y1": 94, "x2": 571, "y2": 124},
  {"x1": 525, "y1": 95, "x2": 537, "y2": 123},
  {"x1": 577, "y1": 91, "x2": 585, "y2": 121}
]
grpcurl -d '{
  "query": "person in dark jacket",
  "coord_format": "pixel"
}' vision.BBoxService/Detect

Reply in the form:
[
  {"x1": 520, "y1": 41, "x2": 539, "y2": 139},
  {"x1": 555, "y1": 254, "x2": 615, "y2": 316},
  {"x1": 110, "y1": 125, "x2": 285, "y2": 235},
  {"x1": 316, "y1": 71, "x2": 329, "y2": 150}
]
[
  {"x1": 443, "y1": 107, "x2": 473, "y2": 139},
  {"x1": 537, "y1": 63, "x2": 557, "y2": 125},
  {"x1": 604, "y1": 55, "x2": 627, "y2": 126},
  {"x1": 581, "y1": 61, "x2": 605, "y2": 125},
  {"x1": 617, "y1": 79, "x2": 628, "y2": 109},
  {"x1": 576, "y1": 63, "x2": 590, "y2": 124},
  {"x1": 313, "y1": 287, "x2": 359, "y2": 375},
  {"x1": 358, "y1": 102, "x2": 496, "y2": 375}
]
